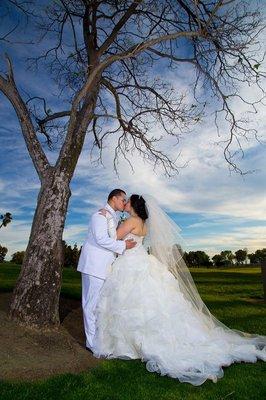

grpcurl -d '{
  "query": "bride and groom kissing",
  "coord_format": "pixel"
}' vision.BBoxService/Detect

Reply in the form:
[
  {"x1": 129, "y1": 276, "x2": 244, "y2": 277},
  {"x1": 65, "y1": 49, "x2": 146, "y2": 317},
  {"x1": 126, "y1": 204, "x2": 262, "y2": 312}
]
[{"x1": 77, "y1": 189, "x2": 266, "y2": 386}]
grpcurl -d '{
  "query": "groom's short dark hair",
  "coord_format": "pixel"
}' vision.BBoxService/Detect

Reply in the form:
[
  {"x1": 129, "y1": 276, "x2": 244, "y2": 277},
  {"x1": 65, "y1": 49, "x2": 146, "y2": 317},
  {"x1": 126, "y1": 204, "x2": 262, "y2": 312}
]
[{"x1": 108, "y1": 189, "x2": 126, "y2": 201}]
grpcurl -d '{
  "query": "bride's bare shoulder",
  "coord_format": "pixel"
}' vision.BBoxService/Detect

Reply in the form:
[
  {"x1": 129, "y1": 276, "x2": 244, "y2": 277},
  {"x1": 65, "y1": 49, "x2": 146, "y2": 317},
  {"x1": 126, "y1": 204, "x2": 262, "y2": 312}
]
[
  {"x1": 123, "y1": 216, "x2": 137, "y2": 225},
  {"x1": 120, "y1": 216, "x2": 141, "y2": 232}
]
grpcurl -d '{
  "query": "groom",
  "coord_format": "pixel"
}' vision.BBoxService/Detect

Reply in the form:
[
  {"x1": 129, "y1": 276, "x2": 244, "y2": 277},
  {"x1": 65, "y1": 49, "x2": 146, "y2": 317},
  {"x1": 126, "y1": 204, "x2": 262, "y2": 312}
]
[{"x1": 77, "y1": 189, "x2": 136, "y2": 351}]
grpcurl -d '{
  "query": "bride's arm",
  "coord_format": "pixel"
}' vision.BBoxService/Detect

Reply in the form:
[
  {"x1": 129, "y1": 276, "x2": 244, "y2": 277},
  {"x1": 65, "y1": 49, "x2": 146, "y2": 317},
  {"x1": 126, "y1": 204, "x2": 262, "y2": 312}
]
[{"x1": 116, "y1": 217, "x2": 135, "y2": 239}]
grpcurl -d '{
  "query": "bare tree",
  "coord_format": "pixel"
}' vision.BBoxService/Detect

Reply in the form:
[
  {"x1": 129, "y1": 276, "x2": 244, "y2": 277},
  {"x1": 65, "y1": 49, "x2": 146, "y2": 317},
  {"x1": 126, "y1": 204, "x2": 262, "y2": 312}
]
[{"x1": 0, "y1": 0, "x2": 264, "y2": 328}]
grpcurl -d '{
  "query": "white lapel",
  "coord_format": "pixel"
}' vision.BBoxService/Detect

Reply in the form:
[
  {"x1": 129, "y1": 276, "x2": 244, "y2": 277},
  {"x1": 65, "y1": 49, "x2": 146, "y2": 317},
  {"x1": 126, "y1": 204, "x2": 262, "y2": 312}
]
[{"x1": 105, "y1": 203, "x2": 119, "y2": 226}]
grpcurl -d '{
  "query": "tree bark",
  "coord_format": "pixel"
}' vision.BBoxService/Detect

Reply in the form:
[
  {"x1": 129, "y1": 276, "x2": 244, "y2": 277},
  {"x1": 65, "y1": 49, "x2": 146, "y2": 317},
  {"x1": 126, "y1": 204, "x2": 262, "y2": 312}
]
[
  {"x1": 5, "y1": 70, "x2": 99, "y2": 328},
  {"x1": 9, "y1": 169, "x2": 71, "y2": 327}
]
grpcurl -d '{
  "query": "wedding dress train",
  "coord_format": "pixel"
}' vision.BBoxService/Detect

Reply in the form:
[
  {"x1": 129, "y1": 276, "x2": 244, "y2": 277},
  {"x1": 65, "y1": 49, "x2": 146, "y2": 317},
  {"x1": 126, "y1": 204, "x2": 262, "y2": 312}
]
[{"x1": 93, "y1": 233, "x2": 266, "y2": 386}]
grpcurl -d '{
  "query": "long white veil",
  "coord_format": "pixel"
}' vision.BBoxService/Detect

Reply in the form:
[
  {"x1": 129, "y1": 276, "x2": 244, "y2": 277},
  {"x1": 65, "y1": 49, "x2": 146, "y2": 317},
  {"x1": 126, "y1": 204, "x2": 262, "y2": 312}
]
[{"x1": 143, "y1": 194, "x2": 266, "y2": 346}]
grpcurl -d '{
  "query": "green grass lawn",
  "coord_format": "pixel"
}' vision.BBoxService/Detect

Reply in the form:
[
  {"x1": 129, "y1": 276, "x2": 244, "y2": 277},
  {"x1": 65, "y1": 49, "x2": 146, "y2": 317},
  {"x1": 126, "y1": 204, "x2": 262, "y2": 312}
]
[{"x1": 0, "y1": 263, "x2": 265, "y2": 400}]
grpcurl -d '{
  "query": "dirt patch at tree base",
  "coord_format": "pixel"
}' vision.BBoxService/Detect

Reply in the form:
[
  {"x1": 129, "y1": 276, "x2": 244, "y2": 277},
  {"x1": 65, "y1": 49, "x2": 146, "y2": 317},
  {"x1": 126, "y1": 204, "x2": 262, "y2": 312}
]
[{"x1": 0, "y1": 292, "x2": 101, "y2": 382}]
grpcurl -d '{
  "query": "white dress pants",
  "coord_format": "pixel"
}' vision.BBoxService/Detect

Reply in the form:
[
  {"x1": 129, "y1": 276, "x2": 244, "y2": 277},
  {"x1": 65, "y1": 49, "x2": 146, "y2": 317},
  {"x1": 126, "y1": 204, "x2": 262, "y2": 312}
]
[{"x1": 81, "y1": 273, "x2": 105, "y2": 349}]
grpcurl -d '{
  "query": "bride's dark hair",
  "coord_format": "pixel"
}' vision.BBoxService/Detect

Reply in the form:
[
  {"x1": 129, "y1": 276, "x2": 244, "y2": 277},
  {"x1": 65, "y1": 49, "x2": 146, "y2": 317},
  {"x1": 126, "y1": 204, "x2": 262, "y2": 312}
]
[{"x1": 130, "y1": 194, "x2": 148, "y2": 221}]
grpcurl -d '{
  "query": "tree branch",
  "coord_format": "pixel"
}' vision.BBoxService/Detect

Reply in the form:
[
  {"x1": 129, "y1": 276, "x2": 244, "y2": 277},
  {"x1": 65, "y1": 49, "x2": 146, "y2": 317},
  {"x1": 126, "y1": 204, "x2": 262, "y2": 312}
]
[
  {"x1": 37, "y1": 111, "x2": 71, "y2": 126},
  {"x1": 71, "y1": 29, "x2": 202, "y2": 113},
  {"x1": 104, "y1": 30, "x2": 203, "y2": 65},
  {"x1": 0, "y1": 56, "x2": 50, "y2": 179},
  {"x1": 98, "y1": 0, "x2": 143, "y2": 56}
]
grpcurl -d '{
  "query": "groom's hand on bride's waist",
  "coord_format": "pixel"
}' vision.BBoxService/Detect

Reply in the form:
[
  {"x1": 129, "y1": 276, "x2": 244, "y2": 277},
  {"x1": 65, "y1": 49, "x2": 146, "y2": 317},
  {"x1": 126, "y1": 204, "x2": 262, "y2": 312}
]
[{"x1": 125, "y1": 239, "x2": 137, "y2": 249}]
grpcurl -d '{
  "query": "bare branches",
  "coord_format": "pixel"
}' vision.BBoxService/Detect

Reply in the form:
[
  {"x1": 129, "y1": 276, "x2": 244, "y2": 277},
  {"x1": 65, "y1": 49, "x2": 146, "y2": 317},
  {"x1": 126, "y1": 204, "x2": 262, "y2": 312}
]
[
  {"x1": 69, "y1": 29, "x2": 202, "y2": 120},
  {"x1": 35, "y1": 111, "x2": 71, "y2": 150},
  {"x1": 1, "y1": 0, "x2": 265, "y2": 175},
  {"x1": 103, "y1": 30, "x2": 203, "y2": 65},
  {"x1": 37, "y1": 111, "x2": 72, "y2": 127},
  {"x1": 91, "y1": 68, "x2": 203, "y2": 175},
  {"x1": 0, "y1": 56, "x2": 50, "y2": 179},
  {"x1": 6, "y1": 0, "x2": 34, "y2": 15},
  {"x1": 0, "y1": 20, "x2": 19, "y2": 42},
  {"x1": 98, "y1": 0, "x2": 143, "y2": 56},
  {"x1": 0, "y1": 0, "x2": 37, "y2": 43}
]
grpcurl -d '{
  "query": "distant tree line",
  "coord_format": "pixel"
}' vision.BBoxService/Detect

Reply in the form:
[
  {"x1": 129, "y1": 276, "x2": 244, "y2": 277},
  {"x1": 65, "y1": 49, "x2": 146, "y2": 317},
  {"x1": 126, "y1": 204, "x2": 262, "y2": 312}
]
[
  {"x1": 183, "y1": 248, "x2": 266, "y2": 268},
  {"x1": 1, "y1": 243, "x2": 266, "y2": 268},
  {"x1": 0, "y1": 241, "x2": 81, "y2": 268},
  {"x1": 61, "y1": 241, "x2": 81, "y2": 268}
]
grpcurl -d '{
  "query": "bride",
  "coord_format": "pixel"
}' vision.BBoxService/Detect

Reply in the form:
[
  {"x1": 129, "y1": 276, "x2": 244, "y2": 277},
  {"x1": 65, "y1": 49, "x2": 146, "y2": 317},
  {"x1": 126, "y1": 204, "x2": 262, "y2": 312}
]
[{"x1": 92, "y1": 194, "x2": 266, "y2": 386}]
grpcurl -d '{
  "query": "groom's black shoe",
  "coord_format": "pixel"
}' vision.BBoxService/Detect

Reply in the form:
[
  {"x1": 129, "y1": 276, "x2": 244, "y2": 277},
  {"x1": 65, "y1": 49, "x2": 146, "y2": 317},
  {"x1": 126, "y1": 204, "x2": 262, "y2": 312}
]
[{"x1": 85, "y1": 346, "x2": 94, "y2": 354}]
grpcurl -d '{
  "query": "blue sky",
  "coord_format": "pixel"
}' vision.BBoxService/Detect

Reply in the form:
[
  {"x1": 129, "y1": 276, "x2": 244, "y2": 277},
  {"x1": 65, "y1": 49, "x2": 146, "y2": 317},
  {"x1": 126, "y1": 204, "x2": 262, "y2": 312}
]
[{"x1": 0, "y1": 3, "x2": 266, "y2": 260}]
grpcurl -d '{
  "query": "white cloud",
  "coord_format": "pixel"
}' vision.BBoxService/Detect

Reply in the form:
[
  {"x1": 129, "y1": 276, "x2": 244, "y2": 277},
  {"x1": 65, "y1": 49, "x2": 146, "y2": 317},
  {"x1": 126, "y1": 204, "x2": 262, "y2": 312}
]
[
  {"x1": 73, "y1": 122, "x2": 266, "y2": 221},
  {"x1": 0, "y1": 179, "x2": 6, "y2": 192},
  {"x1": 188, "y1": 232, "x2": 266, "y2": 257},
  {"x1": 63, "y1": 224, "x2": 88, "y2": 244},
  {"x1": 0, "y1": 220, "x2": 31, "y2": 259}
]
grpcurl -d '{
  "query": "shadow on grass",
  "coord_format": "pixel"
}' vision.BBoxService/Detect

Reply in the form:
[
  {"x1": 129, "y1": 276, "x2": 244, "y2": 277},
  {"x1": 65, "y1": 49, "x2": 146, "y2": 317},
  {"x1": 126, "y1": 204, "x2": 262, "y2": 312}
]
[{"x1": 1, "y1": 358, "x2": 265, "y2": 400}]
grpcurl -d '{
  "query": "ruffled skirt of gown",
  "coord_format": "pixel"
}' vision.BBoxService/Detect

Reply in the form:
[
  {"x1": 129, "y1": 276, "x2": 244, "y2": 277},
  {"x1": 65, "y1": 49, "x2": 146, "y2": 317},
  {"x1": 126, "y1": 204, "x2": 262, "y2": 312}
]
[{"x1": 93, "y1": 245, "x2": 266, "y2": 386}]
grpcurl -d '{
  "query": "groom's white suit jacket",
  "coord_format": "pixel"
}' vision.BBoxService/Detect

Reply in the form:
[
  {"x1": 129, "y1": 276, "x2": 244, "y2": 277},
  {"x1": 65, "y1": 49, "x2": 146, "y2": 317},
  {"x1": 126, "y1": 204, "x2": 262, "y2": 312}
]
[{"x1": 77, "y1": 203, "x2": 126, "y2": 279}]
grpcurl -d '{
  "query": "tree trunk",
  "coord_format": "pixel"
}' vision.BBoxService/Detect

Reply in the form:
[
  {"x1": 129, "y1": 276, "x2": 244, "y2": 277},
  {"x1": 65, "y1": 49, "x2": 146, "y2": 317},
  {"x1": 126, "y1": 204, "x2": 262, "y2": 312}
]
[{"x1": 9, "y1": 169, "x2": 71, "y2": 328}]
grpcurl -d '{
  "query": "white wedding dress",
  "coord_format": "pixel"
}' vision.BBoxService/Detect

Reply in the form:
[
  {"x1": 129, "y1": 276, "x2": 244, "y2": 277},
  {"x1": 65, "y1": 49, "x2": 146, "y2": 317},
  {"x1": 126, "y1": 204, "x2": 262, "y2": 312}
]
[{"x1": 92, "y1": 233, "x2": 266, "y2": 386}]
